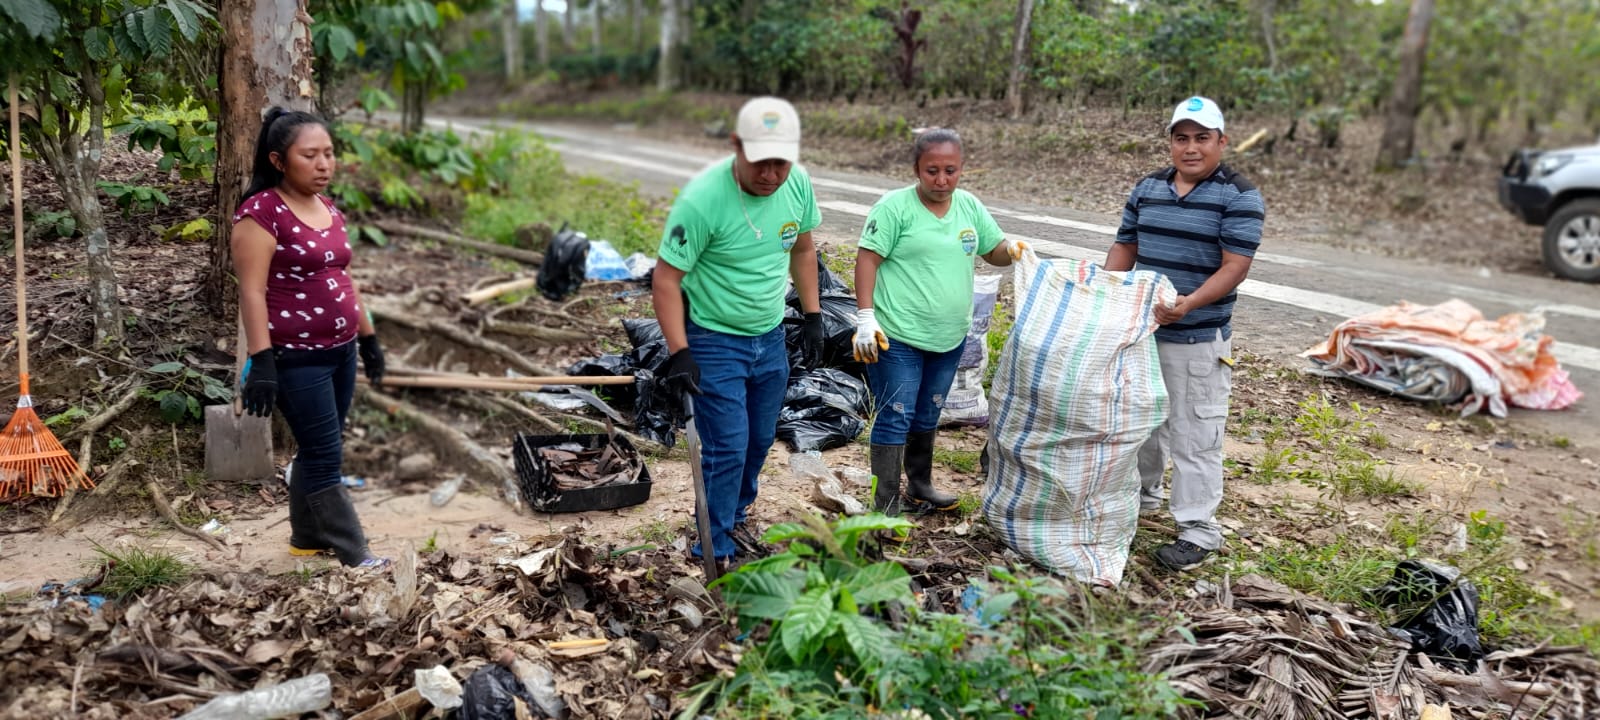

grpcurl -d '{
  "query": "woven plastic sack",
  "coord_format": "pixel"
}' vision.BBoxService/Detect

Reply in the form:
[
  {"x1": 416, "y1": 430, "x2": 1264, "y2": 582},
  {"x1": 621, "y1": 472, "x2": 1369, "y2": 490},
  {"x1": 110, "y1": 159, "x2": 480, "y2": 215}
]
[
  {"x1": 981, "y1": 251, "x2": 1175, "y2": 586},
  {"x1": 939, "y1": 273, "x2": 1001, "y2": 427}
]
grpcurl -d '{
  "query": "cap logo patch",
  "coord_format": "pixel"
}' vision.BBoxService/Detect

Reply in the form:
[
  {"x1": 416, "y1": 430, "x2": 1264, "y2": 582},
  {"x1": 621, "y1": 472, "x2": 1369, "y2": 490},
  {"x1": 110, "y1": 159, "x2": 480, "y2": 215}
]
[
  {"x1": 761, "y1": 112, "x2": 781, "y2": 130},
  {"x1": 1187, "y1": 97, "x2": 1204, "y2": 111}
]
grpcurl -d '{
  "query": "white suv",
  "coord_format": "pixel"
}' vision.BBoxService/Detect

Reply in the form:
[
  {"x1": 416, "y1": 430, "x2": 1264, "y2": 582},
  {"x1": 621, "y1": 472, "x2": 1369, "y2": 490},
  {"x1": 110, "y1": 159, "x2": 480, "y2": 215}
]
[{"x1": 1499, "y1": 140, "x2": 1600, "y2": 282}]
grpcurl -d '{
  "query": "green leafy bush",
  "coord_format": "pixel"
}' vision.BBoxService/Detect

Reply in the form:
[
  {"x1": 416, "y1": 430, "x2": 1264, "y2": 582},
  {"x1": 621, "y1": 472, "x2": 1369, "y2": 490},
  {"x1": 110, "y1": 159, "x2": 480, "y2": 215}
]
[{"x1": 694, "y1": 514, "x2": 1194, "y2": 719}]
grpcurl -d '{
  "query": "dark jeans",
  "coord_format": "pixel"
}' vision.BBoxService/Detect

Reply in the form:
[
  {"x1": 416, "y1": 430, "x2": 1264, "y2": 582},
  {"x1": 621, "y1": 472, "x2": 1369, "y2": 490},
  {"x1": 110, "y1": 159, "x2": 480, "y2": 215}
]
[
  {"x1": 867, "y1": 336, "x2": 964, "y2": 445},
  {"x1": 276, "y1": 342, "x2": 356, "y2": 496},
  {"x1": 687, "y1": 320, "x2": 789, "y2": 559}
]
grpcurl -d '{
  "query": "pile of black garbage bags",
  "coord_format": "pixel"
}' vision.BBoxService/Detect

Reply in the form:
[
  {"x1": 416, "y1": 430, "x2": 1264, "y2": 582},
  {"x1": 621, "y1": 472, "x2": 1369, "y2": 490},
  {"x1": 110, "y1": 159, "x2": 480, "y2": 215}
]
[{"x1": 567, "y1": 259, "x2": 870, "y2": 450}]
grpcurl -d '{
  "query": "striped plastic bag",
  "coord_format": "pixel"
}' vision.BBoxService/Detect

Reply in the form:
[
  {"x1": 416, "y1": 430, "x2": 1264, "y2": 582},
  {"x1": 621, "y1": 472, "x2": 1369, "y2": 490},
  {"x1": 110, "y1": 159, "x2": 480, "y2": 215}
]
[{"x1": 981, "y1": 251, "x2": 1176, "y2": 586}]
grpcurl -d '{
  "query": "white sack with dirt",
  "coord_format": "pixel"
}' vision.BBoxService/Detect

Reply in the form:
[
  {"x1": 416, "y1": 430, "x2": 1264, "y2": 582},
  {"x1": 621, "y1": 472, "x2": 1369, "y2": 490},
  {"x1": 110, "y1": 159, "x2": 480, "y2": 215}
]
[{"x1": 981, "y1": 251, "x2": 1174, "y2": 586}]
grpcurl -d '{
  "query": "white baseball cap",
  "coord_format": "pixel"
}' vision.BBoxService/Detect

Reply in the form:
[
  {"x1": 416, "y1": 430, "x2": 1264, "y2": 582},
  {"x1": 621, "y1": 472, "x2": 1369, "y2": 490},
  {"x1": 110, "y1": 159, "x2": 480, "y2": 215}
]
[
  {"x1": 1167, "y1": 96, "x2": 1225, "y2": 134},
  {"x1": 735, "y1": 96, "x2": 801, "y2": 163}
]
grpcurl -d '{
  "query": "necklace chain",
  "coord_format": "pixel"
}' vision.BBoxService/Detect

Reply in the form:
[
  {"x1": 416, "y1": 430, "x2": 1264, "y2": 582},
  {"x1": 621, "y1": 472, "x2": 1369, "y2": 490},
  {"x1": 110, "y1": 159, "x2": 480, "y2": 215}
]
[{"x1": 733, "y1": 164, "x2": 763, "y2": 240}]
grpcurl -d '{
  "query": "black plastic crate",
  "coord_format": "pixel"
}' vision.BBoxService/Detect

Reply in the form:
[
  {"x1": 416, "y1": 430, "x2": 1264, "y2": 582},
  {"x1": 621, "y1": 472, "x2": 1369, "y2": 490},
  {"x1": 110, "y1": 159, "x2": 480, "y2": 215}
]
[{"x1": 513, "y1": 433, "x2": 652, "y2": 513}]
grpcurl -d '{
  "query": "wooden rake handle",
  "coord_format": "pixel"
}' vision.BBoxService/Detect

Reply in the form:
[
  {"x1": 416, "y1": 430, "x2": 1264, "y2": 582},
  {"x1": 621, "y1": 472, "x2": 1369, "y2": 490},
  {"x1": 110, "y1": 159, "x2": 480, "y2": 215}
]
[{"x1": 357, "y1": 373, "x2": 634, "y2": 391}]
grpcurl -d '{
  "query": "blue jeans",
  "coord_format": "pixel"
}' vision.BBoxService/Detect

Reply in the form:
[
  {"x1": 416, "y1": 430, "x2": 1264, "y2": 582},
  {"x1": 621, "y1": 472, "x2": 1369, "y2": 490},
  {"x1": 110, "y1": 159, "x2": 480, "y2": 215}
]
[
  {"x1": 276, "y1": 343, "x2": 356, "y2": 496},
  {"x1": 867, "y1": 336, "x2": 964, "y2": 445},
  {"x1": 687, "y1": 321, "x2": 789, "y2": 559}
]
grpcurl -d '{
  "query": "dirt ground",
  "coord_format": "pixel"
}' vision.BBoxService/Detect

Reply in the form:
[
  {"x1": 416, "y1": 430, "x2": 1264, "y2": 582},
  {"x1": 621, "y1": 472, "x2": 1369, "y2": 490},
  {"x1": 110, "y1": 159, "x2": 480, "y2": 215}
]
[{"x1": 2, "y1": 226, "x2": 1595, "y2": 624}]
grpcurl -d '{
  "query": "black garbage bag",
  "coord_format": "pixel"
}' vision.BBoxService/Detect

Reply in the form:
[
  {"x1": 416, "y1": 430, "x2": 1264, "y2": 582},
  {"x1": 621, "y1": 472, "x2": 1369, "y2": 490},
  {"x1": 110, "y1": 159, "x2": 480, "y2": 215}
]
[
  {"x1": 454, "y1": 663, "x2": 536, "y2": 720},
  {"x1": 784, "y1": 256, "x2": 864, "y2": 375},
  {"x1": 784, "y1": 296, "x2": 865, "y2": 376},
  {"x1": 1372, "y1": 560, "x2": 1484, "y2": 670},
  {"x1": 623, "y1": 318, "x2": 664, "y2": 349},
  {"x1": 536, "y1": 224, "x2": 590, "y2": 301},
  {"x1": 634, "y1": 369, "x2": 686, "y2": 448},
  {"x1": 776, "y1": 368, "x2": 870, "y2": 452},
  {"x1": 567, "y1": 353, "x2": 640, "y2": 406}
]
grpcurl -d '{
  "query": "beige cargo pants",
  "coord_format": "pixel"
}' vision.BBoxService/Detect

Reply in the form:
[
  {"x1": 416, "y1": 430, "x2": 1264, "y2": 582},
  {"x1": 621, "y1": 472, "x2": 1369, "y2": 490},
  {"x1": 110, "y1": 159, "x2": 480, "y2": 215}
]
[{"x1": 1138, "y1": 333, "x2": 1232, "y2": 550}]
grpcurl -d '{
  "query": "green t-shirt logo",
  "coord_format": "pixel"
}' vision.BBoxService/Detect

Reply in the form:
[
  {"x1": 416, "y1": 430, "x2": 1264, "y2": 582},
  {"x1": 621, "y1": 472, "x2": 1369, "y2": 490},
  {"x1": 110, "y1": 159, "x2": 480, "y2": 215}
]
[
  {"x1": 959, "y1": 228, "x2": 978, "y2": 255},
  {"x1": 780, "y1": 221, "x2": 800, "y2": 250}
]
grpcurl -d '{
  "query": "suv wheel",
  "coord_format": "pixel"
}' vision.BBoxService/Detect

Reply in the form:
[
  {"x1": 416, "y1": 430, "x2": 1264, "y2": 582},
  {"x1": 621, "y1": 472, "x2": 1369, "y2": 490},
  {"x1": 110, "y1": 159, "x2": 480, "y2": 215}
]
[{"x1": 1543, "y1": 198, "x2": 1600, "y2": 282}]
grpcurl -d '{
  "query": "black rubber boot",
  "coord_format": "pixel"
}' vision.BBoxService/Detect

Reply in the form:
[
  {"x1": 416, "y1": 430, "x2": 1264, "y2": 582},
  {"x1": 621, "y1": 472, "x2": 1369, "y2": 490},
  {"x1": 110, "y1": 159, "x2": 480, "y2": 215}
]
[
  {"x1": 305, "y1": 485, "x2": 385, "y2": 568},
  {"x1": 870, "y1": 444, "x2": 905, "y2": 516},
  {"x1": 286, "y1": 462, "x2": 331, "y2": 557},
  {"x1": 904, "y1": 430, "x2": 959, "y2": 512}
]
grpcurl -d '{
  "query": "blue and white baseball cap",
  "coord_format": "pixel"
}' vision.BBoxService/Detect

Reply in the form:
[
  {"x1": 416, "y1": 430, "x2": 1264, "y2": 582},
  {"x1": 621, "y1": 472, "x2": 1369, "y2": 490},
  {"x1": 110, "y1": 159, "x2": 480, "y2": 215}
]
[{"x1": 1167, "y1": 96, "x2": 1225, "y2": 134}]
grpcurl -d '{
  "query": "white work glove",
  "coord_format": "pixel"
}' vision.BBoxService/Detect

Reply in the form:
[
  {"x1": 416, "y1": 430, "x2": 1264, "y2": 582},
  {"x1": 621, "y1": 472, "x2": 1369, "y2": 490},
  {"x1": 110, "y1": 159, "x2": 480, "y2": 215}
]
[
  {"x1": 1007, "y1": 239, "x2": 1031, "y2": 261},
  {"x1": 852, "y1": 308, "x2": 889, "y2": 363}
]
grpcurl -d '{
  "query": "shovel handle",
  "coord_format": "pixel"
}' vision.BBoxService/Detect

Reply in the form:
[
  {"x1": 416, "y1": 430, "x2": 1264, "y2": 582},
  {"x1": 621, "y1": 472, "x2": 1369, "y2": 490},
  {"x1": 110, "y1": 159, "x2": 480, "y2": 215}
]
[{"x1": 232, "y1": 319, "x2": 247, "y2": 417}]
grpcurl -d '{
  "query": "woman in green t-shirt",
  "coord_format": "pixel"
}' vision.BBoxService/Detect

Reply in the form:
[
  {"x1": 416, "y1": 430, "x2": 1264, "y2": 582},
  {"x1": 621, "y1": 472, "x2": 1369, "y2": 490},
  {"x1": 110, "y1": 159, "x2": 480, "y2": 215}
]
[{"x1": 853, "y1": 129, "x2": 1026, "y2": 514}]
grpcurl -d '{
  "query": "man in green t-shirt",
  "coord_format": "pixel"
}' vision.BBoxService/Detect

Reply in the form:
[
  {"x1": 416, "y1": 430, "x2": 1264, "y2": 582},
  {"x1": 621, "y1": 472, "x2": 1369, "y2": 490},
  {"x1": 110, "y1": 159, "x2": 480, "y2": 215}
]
[{"x1": 653, "y1": 96, "x2": 824, "y2": 564}]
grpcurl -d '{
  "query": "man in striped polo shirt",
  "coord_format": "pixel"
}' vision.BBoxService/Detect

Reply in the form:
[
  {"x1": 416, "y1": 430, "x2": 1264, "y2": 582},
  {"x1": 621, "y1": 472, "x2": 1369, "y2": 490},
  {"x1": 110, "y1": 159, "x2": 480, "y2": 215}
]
[{"x1": 1105, "y1": 96, "x2": 1266, "y2": 572}]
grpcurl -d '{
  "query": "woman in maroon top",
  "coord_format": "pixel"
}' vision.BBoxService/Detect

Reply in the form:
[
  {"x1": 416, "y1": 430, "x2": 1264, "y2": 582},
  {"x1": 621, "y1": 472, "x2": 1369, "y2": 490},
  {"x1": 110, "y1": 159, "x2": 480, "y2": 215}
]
[{"x1": 233, "y1": 108, "x2": 387, "y2": 569}]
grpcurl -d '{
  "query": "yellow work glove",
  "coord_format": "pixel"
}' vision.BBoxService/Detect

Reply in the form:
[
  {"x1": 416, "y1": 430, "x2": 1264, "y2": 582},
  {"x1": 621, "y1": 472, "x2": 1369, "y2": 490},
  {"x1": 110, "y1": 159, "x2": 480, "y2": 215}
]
[{"x1": 1008, "y1": 239, "x2": 1031, "y2": 261}]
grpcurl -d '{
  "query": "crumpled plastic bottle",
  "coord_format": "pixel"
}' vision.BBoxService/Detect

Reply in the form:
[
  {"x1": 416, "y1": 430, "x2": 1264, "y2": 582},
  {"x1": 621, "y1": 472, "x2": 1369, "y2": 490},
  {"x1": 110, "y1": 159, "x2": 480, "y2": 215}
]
[{"x1": 177, "y1": 673, "x2": 331, "y2": 720}]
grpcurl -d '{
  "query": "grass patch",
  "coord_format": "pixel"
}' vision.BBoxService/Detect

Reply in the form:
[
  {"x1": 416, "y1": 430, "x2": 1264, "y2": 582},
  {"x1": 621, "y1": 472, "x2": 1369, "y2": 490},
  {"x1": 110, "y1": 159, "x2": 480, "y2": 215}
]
[
  {"x1": 1551, "y1": 435, "x2": 1571, "y2": 449},
  {"x1": 956, "y1": 491, "x2": 982, "y2": 518},
  {"x1": 90, "y1": 544, "x2": 192, "y2": 599},
  {"x1": 462, "y1": 133, "x2": 666, "y2": 259},
  {"x1": 1247, "y1": 539, "x2": 1395, "y2": 608},
  {"x1": 933, "y1": 447, "x2": 980, "y2": 474},
  {"x1": 633, "y1": 519, "x2": 681, "y2": 546},
  {"x1": 983, "y1": 297, "x2": 1013, "y2": 390},
  {"x1": 498, "y1": 91, "x2": 726, "y2": 127}
]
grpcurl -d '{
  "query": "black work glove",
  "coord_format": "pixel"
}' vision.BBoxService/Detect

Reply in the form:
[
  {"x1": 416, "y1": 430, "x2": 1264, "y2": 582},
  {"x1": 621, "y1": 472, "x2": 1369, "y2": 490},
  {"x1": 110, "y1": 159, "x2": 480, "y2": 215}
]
[
  {"x1": 660, "y1": 348, "x2": 701, "y2": 398},
  {"x1": 800, "y1": 312, "x2": 825, "y2": 369},
  {"x1": 241, "y1": 349, "x2": 278, "y2": 418},
  {"x1": 357, "y1": 334, "x2": 385, "y2": 385}
]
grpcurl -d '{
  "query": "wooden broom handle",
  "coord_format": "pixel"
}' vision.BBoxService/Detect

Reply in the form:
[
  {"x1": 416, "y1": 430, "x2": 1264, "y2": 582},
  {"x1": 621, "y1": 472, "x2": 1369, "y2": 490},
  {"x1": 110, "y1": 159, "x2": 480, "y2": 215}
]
[{"x1": 10, "y1": 74, "x2": 27, "y2": 387}]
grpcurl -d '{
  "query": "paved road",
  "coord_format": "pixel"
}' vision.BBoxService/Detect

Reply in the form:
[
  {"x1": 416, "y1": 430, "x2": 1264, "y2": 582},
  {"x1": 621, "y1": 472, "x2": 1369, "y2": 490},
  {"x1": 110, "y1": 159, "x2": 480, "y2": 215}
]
[{"x1": 428, "y1": 115, "x2": 1600, "y2": 440}]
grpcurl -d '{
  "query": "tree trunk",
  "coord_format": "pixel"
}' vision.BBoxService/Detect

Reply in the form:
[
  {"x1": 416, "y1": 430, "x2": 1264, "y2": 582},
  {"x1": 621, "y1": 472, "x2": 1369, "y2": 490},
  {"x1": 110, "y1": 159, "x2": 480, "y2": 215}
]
[
  {"x1": 563, "y1": 1, "x2": 576, "y2": 51},
  {"x1": 209, "y1": 0, "x2": 316, "y2": 311},
  {"x1": 1259, "y1": 0, "x2": 1279, "y2": 71},
  {"x1": 591, "y1": 0, "x2": 604, "y2": 58},
  {"x1": 402, "y1": 80, "x2": 426, "y2": 134},
  {"x1": 29, "y1": 67, "x2": 121, "y2": 346},
  {"x1": 1376, "y1": 0, "x2": 1435, "y2": 171},
  {"x1": 630, "y1": 0, "x2": 643, "y2": 53},
  {"x1": 657, "y1": 0, "x2": 678, "y2": 91},
  {"x1": 535, "y1": 6, "x2": 550, "y2": 66},
  {"x1": 1005, "y1": 0, "x2": 1035, "y2": 120},
  {"x1": 503, "y1": 0, "x2": 522, "y2": 80}
]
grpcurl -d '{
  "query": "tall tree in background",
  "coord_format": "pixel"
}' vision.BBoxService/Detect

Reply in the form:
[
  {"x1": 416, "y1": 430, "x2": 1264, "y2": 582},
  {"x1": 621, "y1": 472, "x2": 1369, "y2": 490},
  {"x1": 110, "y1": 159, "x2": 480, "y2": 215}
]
[
  {"x1": 535, "y1": 1, "x2": 550, "y2": 65},
  {"x1": 658, "y1": 0, "x2": 678, "y2": 91},
  {"x1": 563, "y1": 0, "x2": 576, "y2": 49},
  {"x1": 1376, "y1": 0, "x2": 1435, "y2": 170},
  {"x1": 590, "y1": 0, "x2": 604, "y2": 58},
  {"x1": 1005, "y1": 0, "x2": 1036, "y2": 119},
  {"x1": 212, "y1": 0, "x2": 316, "y2": 308},
  {"x1": 631, "y1": 0, "x2": 643, "y2": 53},
  {"x1": 503, "y1": 0, "x2": 522, "y2": 80}
]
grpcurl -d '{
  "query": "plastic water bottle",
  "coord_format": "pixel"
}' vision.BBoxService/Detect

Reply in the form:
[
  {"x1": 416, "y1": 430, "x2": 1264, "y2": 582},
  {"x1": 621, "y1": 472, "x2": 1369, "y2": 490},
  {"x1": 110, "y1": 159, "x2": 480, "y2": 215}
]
[{"x1": 177, "y1": 673, "x2": 332, "y2": 719}]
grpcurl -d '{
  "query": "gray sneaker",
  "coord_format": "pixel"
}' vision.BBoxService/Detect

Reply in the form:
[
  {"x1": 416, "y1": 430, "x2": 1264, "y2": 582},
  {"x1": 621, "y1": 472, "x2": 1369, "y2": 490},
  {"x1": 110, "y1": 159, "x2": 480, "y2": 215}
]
[{"x1": 1154, "y1": 540, "x2": 1212, "y2": 572}]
